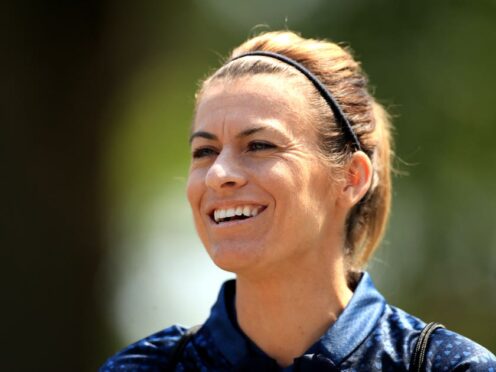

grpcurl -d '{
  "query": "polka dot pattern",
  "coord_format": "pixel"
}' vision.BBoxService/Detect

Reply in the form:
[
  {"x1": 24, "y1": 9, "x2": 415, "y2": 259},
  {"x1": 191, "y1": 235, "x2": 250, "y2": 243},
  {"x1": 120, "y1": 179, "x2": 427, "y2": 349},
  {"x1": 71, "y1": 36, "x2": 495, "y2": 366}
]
[{"x1": 100, "y1": 277, "x2": 496, "y2": 371}]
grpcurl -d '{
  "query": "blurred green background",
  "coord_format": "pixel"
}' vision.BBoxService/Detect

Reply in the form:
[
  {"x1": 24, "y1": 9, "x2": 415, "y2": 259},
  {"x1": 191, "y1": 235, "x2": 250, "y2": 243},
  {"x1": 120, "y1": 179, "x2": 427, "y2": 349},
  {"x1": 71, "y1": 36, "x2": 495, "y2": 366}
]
[{"x1": 2, "y1": 1, "x2": 495, "y2": 371}]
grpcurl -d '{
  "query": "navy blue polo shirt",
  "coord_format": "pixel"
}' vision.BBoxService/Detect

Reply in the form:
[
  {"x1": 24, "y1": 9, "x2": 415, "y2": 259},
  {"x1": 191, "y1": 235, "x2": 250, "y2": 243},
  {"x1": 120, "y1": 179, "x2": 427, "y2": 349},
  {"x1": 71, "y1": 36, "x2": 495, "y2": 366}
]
[{"x1": 100, "y1": 273, "x2": 496, "y2": 371}]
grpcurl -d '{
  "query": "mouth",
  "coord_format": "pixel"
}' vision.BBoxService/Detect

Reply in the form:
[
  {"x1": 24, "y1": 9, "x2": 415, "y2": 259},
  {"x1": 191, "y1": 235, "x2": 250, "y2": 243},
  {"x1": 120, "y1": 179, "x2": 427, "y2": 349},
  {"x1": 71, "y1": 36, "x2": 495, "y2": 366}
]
[{"x1": 209, "y1": 204, "x2": 267, "y2": 224}]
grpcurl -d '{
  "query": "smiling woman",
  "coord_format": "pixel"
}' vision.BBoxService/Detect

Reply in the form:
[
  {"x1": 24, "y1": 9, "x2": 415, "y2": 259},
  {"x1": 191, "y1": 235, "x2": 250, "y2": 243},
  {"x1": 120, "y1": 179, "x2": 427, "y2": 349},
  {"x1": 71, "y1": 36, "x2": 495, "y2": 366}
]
[
  {"x1": 188, "y1": 74, "x2": 355, "y2": 278},
  {"x1": 100, "y1": 31, "x2": 496, "y2": 371}
]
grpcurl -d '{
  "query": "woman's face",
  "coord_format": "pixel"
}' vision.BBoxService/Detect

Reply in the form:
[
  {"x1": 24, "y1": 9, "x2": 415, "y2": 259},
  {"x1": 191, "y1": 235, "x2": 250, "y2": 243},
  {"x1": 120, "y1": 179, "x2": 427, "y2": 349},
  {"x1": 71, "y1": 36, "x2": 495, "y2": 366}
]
[{"x1": 187, "y1": 74, "x2": 347, "y2": 275}]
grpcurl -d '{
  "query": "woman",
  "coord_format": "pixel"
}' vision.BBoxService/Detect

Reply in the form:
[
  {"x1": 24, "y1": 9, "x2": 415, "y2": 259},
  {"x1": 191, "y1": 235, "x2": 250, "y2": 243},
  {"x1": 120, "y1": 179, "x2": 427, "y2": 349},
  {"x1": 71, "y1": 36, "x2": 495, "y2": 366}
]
[{"x1": 101, "y1": 31, "x2": 495, "y2": 371}]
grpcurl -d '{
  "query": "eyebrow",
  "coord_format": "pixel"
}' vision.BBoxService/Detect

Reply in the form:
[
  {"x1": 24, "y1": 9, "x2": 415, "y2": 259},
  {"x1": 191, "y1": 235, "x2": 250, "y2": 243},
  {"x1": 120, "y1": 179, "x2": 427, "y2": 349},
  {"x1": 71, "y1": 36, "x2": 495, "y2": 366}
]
[
  {"x1": 189, "y1": 131, "x2": 217, "y2": 144},
  {"x1": 189, "y1": 126, "x2": 271, "y2": 144}
]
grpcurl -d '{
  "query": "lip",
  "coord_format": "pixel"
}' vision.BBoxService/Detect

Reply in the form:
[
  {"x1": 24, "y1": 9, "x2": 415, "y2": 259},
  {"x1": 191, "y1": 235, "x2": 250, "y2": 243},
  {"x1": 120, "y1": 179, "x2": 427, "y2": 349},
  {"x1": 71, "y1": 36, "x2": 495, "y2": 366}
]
[
  {"x1": 205, "y1": 201, "x2": 268, "y2": 226},
  {"x1": 208, "y1": 206, "x2": 267, "y2": 228}
]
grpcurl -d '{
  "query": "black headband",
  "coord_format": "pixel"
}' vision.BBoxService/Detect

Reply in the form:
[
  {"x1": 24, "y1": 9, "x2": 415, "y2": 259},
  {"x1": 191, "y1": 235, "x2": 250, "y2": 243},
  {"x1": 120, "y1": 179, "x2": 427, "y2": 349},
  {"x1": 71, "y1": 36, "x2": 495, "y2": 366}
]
[{"x1": 229, "y1": 51, "x2": 362, "y2": 152}]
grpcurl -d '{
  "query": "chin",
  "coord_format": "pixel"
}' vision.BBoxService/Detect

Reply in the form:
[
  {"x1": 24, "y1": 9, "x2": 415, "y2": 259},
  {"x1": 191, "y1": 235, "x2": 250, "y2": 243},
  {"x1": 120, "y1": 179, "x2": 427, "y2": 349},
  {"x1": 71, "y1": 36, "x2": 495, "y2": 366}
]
[{"x1": 206, "y1": 241, "x2": 265, "y2": 274}]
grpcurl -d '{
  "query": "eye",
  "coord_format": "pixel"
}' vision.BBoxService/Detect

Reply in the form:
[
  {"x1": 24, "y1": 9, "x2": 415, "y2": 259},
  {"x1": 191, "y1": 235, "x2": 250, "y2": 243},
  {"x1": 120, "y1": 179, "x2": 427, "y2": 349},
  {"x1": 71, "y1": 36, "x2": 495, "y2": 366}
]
[
  {"x1": 247, "y1": 141, "x2": 276, "y2": 152},
  {"x1": 192, "y1": 147, "x2": 218, "y2": 159}
]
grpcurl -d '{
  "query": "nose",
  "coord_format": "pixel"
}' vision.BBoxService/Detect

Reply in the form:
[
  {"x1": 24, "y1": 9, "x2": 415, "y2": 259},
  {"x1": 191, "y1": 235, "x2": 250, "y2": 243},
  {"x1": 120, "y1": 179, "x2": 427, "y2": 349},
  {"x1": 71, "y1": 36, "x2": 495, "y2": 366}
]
[{"x1": 205, "y1": 149, "x2": 247, "y2": 192}]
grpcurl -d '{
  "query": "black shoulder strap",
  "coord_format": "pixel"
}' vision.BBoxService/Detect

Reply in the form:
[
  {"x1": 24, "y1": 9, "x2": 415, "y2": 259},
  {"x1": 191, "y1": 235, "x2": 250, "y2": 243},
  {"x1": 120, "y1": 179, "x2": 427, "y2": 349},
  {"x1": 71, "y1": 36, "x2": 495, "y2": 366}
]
[
  {"x1": 168, "y1": 325, "x2": 202, "y2": 371},
  {"x1": 409, "y1": 322, "x2": 445, "y2": 372}
]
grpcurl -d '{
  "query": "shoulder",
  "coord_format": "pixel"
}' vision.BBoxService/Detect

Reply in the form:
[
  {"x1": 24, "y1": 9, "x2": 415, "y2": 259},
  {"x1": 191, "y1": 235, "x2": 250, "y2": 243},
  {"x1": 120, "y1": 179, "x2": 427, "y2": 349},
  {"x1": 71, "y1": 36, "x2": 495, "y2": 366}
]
[
  {"x1": 424, "y1": 327, "x2": 496, "y2": 371},
  {"x1": 381, "y1": 305, "x2": 496, "y2": 371},
  {"x1": 347, "y1": 304, "x2": 495, "y2": 371},
  {"x1": 99, "y1": 325, "x2": 188, "y2": 372}
]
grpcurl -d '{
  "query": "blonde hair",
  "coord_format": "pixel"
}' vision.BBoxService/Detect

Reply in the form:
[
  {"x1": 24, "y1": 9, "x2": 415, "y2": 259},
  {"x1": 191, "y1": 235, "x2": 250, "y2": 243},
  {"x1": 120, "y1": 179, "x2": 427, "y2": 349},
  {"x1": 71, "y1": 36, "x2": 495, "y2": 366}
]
[{"x1": 196, "y1": 31, "x2": 393, "y2": 270}]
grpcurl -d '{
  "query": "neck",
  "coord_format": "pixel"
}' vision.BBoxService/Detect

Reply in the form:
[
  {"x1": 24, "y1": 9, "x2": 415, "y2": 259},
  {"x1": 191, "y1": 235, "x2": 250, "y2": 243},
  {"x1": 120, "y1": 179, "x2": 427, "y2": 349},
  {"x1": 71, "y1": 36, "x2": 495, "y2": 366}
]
[{"x1": 235, "y1": 257, "x2": 353, "y2": 367}]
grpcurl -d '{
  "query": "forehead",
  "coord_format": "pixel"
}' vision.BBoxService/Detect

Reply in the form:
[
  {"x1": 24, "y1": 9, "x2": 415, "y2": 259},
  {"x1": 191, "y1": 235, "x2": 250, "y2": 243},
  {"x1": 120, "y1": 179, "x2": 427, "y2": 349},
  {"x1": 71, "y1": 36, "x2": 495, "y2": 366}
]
[{"x1": 193, "y1": 74, "x2": 314, "y2": 138}]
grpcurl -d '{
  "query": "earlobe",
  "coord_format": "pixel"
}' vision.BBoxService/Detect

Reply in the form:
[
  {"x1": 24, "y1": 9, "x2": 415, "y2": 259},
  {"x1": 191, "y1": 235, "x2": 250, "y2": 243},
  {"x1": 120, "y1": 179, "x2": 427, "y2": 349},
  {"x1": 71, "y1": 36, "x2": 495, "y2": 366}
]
[{"x1": 343, "y1": 151, "x2": 373, "y2": 207}]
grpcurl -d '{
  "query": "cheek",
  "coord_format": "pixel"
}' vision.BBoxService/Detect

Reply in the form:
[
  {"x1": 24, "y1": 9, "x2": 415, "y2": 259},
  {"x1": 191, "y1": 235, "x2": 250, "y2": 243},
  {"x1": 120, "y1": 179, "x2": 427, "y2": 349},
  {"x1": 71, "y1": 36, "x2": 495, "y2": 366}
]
[
  {"x1": 271, "y1": 158, "x2": 310, "y2": 190},
  {"x1": 186, "y1": 170, "x2": 210, "y2": 245},
  {"x1": 273, "y1": 159, "x2": 334, "y2": 218},
  {"x1": 186, "y1": 169, "x2": 204, "y2": 212}
]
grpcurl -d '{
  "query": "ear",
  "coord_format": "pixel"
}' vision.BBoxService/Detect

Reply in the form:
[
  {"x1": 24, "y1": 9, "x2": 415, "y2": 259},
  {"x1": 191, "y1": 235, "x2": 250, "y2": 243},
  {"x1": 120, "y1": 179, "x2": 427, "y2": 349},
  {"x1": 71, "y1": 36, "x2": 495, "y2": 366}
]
[{"x1": 340, "y1": 151, "x2": 373, "y2": 208}]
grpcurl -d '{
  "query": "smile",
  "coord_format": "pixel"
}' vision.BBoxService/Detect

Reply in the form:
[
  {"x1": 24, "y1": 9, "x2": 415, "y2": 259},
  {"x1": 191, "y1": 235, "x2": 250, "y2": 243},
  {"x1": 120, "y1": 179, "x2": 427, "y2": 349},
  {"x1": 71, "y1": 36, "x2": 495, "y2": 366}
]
[{"x1": 211, "y1": 204, "x2": 266, "y2": 224}]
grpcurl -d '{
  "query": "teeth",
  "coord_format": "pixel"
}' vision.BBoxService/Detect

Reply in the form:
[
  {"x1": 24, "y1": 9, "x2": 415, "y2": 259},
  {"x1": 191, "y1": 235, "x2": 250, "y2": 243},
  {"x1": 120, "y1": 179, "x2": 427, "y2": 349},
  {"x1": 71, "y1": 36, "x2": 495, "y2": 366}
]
[
  {"x1": 243, "y1": 206, "x2": 251, "y2": 217},
  {"x1": 213, "y1": 205, "x2": 263, "y2": 223}
]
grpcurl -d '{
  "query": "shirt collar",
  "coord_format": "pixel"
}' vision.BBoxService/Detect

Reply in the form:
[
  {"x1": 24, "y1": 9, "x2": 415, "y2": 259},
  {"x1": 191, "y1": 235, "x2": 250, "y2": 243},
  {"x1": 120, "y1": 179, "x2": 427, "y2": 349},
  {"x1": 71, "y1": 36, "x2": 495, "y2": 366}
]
[{"x1": 203, "y1": 272, "x2": 386, "y2": 366}]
